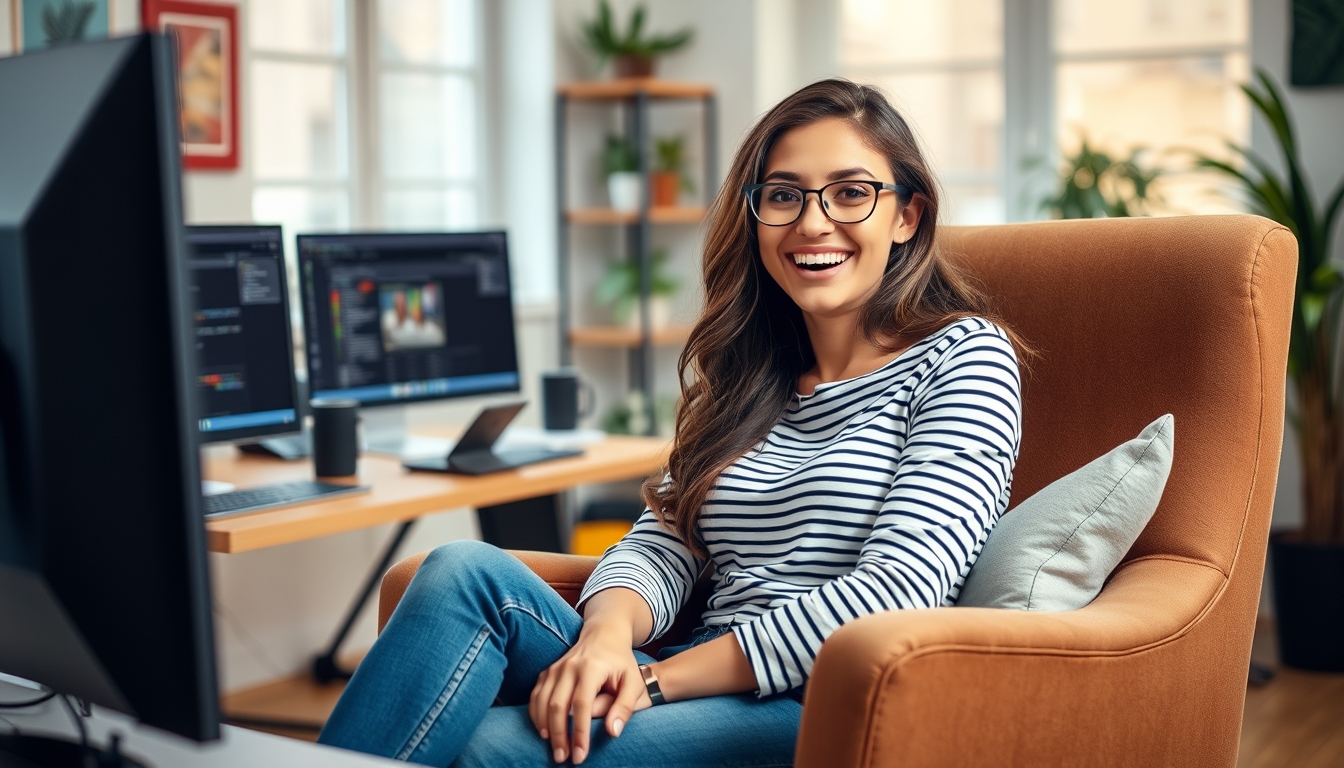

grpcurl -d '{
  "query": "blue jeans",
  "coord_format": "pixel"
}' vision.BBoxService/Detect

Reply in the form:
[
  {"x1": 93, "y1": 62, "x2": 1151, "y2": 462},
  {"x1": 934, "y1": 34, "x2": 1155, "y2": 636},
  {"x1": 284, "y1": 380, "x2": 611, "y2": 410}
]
[{"x1": 318, "y1": 540, "x2": 801, "y2": 767}]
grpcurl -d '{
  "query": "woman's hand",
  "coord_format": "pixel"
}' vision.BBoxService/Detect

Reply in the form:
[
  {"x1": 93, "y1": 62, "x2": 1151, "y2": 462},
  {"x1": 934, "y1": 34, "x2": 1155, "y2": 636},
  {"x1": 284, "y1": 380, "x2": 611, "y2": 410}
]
[{"x1": 529, "y1": 619, "x2": 651, "y2": 764}]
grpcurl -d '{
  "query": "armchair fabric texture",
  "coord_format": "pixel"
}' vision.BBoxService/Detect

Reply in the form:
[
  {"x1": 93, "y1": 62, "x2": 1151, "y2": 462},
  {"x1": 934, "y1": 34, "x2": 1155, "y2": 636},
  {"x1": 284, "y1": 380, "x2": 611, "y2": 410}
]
[{"x1": 377, "y1": 215, "x2": 1296, "y2": 767}]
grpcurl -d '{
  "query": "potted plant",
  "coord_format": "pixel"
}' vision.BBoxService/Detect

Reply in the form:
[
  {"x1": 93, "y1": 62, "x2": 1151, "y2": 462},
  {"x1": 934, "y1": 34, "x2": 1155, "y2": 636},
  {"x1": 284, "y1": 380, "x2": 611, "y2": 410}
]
[
  {"x1": 652, "y1": 135, "x2": 694, "y2": 208},
  {"x1": 1195, "y1": 69, "x2": 1344, "y2": 672},
  {"x1": 604, "y1": 134, "x2": 640, "y2": 212},
  {"x1": 594, "y1": 249, "x2": 678, "y2": 330},
  {"x1": 581, "y1": 0, "x2": 693, "y2": 79},
  {"x1": 1042, "y1": 135, "x2": 1163, "y2": 218}
]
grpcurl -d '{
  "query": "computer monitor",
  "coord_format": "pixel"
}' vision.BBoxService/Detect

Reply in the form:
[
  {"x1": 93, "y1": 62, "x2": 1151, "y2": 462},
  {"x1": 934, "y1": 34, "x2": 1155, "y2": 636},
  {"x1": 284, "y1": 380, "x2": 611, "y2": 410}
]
[
  {"x1": 0, "y1": 33, "x2": 220, "y2": 754},
  {"x1": 185, "y1": 225, "x2": 301, "y2": 444},
  {"x1": 297, "y1": 231, "x2": 521, "y2": 453}
]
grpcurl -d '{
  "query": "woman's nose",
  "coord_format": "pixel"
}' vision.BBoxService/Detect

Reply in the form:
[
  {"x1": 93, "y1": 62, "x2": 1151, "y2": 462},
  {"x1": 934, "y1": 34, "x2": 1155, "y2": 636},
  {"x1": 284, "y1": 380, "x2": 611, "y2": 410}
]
[{"x1": 794, "y1": 193, "x2": 833, "y2": 236}]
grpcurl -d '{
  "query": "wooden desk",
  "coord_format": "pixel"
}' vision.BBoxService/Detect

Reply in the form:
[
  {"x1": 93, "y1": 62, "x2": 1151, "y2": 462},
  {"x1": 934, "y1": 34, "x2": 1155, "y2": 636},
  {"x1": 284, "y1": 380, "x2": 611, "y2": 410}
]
[{"x1": 202, "y1": 431, "x2": 669, "y2": 553}]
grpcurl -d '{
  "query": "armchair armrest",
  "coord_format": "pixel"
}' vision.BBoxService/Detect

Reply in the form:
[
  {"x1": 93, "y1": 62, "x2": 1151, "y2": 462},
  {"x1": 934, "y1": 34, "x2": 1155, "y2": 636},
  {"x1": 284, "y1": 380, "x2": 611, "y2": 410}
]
[
  {"x1": 795, "y1": 557, "x2": 1233, "y2": 767},
  {"x1": 378, "y1": 550, "x2": 599, "y2": 634}
]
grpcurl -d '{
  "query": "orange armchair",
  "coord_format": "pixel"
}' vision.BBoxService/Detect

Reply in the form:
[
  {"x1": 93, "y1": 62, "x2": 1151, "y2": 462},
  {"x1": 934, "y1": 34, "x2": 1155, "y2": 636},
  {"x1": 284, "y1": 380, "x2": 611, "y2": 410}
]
[{"x1": 378, "y1": 215, "x2": 1296, "y2": 767}]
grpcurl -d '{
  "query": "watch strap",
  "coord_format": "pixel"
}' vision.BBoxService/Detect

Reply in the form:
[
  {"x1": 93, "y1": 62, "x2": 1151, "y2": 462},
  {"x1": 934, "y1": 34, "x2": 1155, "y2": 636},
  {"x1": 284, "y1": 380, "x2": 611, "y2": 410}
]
[{"x1": 638, "y1": 664, "x2": 666, "y2": 705}]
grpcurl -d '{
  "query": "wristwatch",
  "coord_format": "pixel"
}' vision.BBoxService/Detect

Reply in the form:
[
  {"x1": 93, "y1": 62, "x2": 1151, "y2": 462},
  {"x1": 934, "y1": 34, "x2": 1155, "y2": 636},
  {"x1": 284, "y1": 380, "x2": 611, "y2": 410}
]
[{"x1": 637, "y1": 664, "x2": 666, "y2": 705}]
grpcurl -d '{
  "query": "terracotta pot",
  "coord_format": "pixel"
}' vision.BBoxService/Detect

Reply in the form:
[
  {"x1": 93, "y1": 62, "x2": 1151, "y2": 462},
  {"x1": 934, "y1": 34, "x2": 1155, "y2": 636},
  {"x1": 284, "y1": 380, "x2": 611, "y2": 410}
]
[
  {"x1": 651, "y1": 171, "x2": 680, "y2": 207},
  {"x1": 614, "y1": 54, "x2": 655, "y2": 78}
]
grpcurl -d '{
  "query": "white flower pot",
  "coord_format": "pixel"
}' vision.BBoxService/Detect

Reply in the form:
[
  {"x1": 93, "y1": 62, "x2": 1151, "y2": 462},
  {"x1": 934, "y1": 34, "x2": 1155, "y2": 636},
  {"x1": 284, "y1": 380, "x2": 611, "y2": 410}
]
[
  {"x1": 607, "y1": 172, "x2": 642, "y2": 212},
  {"x1": 625, "y1": 295, "x2": 672, "y2": 331}
]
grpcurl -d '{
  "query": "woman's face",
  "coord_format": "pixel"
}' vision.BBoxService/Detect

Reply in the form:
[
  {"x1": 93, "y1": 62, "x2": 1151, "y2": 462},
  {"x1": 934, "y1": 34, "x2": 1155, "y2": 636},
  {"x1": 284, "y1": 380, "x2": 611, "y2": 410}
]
[{"x1": 755, "y1": 118, "x2": 922, "y2": 324}]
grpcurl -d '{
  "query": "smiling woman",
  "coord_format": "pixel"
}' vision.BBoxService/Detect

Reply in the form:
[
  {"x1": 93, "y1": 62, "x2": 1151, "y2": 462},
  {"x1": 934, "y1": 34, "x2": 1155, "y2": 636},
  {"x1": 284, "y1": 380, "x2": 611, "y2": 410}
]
[{"x1": 317, "y1": 79, "x2": 1030, "y2": 768}]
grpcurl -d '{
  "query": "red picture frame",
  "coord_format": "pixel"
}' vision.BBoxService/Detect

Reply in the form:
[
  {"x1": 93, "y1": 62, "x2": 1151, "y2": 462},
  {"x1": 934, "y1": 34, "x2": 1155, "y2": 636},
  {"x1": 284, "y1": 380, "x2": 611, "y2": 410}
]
[{"x1": 143, "y1": 0, "x2": 239, "y2": 170}]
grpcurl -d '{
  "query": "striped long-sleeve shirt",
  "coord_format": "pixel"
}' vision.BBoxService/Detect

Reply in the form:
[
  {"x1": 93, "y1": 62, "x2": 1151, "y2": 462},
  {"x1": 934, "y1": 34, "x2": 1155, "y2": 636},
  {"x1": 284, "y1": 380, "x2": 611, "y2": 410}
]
[{"x1": 577, "y1": 317, "x2": 1023, "y2": 696}]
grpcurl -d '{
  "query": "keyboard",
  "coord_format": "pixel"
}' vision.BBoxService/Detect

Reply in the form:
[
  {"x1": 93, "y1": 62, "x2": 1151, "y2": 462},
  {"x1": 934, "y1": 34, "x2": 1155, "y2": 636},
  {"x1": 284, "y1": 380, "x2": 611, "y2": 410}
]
[{"x1": 202, "y1": 480, "x2": 369, "y2": 519}]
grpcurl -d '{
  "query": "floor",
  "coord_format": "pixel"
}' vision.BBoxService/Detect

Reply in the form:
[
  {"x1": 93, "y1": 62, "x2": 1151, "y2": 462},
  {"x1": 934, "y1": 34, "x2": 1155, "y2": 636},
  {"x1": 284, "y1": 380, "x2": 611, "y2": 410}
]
[{"x1": 223, "y1": 622, "x2": 1344, "y2": 764}]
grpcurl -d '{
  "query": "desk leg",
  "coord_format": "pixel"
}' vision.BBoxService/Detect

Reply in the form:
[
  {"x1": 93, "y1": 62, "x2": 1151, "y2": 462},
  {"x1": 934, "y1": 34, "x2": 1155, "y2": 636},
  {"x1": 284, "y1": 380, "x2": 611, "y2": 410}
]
[{"x1": 311, "y1": 519, "x2": 416, "y2": 685}]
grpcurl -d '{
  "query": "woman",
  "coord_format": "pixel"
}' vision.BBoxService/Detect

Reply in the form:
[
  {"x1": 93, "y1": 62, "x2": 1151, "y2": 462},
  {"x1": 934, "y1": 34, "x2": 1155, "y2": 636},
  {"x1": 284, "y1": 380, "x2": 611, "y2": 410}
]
[{"x1": 318, "y1": 79, "x2": 1024, "y2": 767}]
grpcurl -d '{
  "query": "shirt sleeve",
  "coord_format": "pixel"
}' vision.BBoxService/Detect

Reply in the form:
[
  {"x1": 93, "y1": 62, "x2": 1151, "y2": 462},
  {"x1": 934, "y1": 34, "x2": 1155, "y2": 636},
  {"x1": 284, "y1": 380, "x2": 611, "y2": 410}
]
[
  {"x1": 731, "y1": 326, "x2": 1023, "y2": 696},
  {"x1": 577, "y1": 501, "x2": 708, "y2": 645}
]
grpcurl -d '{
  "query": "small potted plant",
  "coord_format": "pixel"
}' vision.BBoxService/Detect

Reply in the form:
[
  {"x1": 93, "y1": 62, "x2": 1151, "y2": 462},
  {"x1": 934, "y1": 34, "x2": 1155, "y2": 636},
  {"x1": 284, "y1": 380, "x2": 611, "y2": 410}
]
[
  {"x1": 652, "y1": 135, "x2": 694, "y2": 208},
  {"x1": 604, "y1": 134, "x2": 640, "y2": 211},
  {"x1": 581, "y1": 0, "x2": 693, "y2": 79},
  {"x1": 595, "y1": 250, "x2": 678, "y2": 330}
]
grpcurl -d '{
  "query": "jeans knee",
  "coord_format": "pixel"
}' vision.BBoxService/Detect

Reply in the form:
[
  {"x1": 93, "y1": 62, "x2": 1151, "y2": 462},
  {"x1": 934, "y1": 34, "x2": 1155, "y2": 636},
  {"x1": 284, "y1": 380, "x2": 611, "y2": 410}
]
[{"x1": 415, "y1": 540, "x2": 515, "y2": 598}]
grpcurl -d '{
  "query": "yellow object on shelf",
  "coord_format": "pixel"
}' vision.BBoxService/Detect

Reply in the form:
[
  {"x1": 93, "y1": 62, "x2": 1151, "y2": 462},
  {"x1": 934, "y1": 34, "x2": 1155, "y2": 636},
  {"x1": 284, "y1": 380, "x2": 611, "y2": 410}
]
[{"x1": 570, "y1": 520, "x2": 634, "y2": 556}]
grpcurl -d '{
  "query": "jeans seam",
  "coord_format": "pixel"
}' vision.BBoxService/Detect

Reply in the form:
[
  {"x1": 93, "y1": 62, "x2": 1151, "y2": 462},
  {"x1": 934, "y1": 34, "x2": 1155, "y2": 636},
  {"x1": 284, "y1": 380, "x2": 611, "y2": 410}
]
[
  {"x1": 396, "y1": 624, "x2": 491, "y2": 761},
  {"x1": 499, "y1": 599, "x2": 573, "y2": 647}
]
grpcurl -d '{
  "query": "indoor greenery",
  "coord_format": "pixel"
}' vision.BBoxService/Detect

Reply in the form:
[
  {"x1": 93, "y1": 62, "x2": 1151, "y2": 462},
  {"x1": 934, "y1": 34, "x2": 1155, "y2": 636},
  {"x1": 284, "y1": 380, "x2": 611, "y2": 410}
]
[
  {"x1": 1194, "y1": 68, "x2": 1344, "y2": 544},
  {"x1": 42, "y1": 0, "x2": 97, "y2": 44},
  {"x1": 581, "y1": 0, "x2": 693, "y2": 71},
  {"x1": 595, "y1": 249, "x2": 678, "y2": 325},
  {"x1": 603, "y1": 134, "x2": 638, "y2": 175},
  {"x1": 654, "y1": 135, "x2": 695, "y2": 194},
  {"x1": 1042, "y1": 136, "x2": 1162, "y2": 219}
]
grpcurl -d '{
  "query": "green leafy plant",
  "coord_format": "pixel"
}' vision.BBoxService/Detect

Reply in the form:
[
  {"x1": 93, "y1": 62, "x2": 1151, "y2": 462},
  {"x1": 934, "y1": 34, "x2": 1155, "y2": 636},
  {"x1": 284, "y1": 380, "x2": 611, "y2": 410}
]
[
  {"x1": 654, "y1": 135, "x2": 695, "y2": 194},
  {"x1": 581, "y1": 0, "x2": 693, "y2": 67},
  {"x1": 595, "y1": 250, "x2": 678, "y2": 324},
  {"x1": 602, "y1": 390, "x2": 675, "y2": 436},
  {"x1": 42, "y1": 0, "x2": 96, "y2": 45},
  {"x1": 1193, "y1": 68, "x2": 1344, "y2": 544},
  {"x1": 603, "y1": 134, "x2": 639, "y2": 175},
  {"x1": 1042, "y1": 136, "x2": 1162, "y2": 219}
]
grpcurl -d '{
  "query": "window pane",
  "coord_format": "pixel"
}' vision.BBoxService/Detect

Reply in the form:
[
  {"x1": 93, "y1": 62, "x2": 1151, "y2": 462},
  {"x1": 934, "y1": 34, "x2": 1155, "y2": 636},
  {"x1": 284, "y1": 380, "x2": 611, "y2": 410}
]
[
  {"x1": 251, "y1": 61, "x2": 348, "y2": 180},
  {"x1": 383, "y1": 187, "x2": 478, "y2": 230},
  {"x1": 1056, "y1": 0, "x2": 1249, "y2": 56},
  {"x1": 841, "y1": 0, "x2": 1001, "y2": 69},
  {"x1": 862, "y1": 69, "x2": 1004, "y2": 223},
  {"x1": 1056, "y1": 54, "x2": 1251, "y2": 215},
  {"x1": 251, "y1": 0, "x2": 346, "y2": 56},
  {"x1": 379, "y1": 0, "x2": 475, "y2": 67},
  {"x1": 380, "y1": 72, "x2": 475, "y2": 181}
]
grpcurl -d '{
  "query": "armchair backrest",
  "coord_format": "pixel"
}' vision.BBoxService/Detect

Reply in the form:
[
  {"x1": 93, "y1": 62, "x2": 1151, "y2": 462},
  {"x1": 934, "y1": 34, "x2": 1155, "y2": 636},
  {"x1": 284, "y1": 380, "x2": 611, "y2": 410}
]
[{"x1": 939, "y1": 215, "x2": 1295, "y2": 581}]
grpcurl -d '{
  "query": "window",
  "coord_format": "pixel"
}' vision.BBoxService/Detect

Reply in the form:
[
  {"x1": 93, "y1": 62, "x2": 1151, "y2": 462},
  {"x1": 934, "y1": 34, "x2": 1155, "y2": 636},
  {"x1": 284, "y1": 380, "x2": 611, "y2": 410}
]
[
  {"x1": 249, "y1": 0, "x2": 481, "y2": 240},
  {"x1": 840, "y1": 0, "x2": 1006, "y2": 225}
]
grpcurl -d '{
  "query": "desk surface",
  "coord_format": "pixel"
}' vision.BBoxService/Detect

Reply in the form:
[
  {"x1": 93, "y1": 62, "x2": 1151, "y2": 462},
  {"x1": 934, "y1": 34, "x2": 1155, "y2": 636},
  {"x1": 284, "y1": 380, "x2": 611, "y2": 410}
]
[{"x1": 203, "y1": 429, "x2": 669, "y2": 554}]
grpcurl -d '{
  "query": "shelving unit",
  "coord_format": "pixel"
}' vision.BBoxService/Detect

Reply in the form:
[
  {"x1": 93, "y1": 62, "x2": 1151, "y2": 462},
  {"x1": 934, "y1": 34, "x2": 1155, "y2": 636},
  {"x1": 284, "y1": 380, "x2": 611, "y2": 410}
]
[{"x1": 556, "y1": 78, "x2": 717, "y2": 434}]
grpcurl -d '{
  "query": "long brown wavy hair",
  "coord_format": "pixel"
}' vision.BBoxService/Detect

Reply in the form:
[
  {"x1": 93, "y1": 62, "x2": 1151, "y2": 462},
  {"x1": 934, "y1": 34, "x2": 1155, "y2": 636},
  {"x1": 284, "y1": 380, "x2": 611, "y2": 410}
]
[{"x1": 643, "y1": 78, "x2": 1023, "y2": 556}]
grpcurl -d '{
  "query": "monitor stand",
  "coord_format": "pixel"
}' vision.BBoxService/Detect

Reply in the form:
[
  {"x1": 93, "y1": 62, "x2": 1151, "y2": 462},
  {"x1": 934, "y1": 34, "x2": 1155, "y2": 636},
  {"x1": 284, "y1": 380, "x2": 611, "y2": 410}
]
[
  {"x1": 361, "y1": 406, "x2": 454, "y2": 460},
  {"x1": 0, "y1": 731, "x2": 149, "y2": 767}
]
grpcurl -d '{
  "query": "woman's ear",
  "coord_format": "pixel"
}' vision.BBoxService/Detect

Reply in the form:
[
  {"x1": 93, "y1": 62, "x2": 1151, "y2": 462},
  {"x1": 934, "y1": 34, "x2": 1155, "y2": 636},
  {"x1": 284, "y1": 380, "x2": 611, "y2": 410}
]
[{"x1": 890, "y1": 196, "x2": 925, "y2": 245}]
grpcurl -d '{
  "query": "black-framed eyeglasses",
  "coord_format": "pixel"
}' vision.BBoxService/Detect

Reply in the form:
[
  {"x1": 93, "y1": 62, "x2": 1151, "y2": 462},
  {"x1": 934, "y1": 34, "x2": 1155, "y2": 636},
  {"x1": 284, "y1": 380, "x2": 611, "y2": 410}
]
[{"x1": 742, "y1": 180, "x2": 911, "y2": 227}]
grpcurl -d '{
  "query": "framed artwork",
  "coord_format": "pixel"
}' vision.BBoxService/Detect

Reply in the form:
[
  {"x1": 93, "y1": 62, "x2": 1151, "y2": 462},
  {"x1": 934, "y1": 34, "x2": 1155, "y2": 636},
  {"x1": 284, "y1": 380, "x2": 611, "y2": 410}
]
[
  {"x1": 11, "y1": 0, "x2": 113, "y2": 53},
  {"x1": 142, "y1": 0, "x2": 239, "y2": 170},
  {"x1": 1292, "y1": 0, "x2": 1344, "y2": 86}
]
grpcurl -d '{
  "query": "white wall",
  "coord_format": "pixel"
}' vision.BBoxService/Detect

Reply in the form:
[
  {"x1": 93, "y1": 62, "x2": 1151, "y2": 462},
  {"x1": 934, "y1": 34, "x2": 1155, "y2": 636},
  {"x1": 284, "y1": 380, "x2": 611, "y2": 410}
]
[{"x1": 1251, "y1": 0, "x2": 1344, "y2": 616}]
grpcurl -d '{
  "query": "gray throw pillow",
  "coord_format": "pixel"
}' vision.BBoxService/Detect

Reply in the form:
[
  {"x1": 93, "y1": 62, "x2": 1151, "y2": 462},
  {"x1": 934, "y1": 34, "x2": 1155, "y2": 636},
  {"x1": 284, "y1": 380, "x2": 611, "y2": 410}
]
[{"x1": 957, "y1": 414, "x2": 1174, "y2": 611}]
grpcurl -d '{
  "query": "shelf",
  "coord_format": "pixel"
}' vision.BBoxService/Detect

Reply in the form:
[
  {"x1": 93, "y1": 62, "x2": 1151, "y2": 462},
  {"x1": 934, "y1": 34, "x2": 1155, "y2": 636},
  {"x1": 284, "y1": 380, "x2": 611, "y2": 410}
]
[
  {"x1": 559, "y1": 78, "x2": 715, "y2": 100},
  {"x1": 566, "y1": 206, "x2": 707, "y2": 225},
  {"x1": 570, "y1": 325, "x2": 693, "y2": 347}
]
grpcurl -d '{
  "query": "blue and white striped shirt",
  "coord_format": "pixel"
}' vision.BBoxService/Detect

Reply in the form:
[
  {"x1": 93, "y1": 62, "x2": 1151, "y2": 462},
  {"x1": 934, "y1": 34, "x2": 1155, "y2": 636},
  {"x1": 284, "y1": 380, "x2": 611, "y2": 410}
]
[{"x1": 578, "y1": 317, "x2": 1023, "y2": 696}]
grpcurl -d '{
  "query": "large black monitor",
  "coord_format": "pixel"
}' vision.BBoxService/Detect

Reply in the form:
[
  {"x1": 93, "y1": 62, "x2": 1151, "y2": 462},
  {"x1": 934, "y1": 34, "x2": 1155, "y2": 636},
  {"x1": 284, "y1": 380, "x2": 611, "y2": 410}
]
[
  {"x1": 185, "y1": 225, "x2": 301, "y2": 444},
  {"x1": 298, "y1": 231, "x2": 521, "y2": 407},
  {"x1": 0, "y1": 33, "x2": 220, "y2": 753}
]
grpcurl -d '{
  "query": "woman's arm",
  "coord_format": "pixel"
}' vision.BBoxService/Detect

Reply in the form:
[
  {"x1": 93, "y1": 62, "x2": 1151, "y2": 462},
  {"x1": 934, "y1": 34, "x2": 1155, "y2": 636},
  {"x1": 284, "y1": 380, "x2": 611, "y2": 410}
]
[{"x1": 647, "y1": 631, "x2": 757, "y2": 701}]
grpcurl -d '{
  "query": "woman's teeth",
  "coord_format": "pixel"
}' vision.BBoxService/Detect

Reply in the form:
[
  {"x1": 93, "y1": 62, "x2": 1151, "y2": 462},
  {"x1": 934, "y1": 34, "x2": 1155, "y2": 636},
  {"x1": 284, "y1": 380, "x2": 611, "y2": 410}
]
[{"x1": 792, "y1": 252, "x2": 850, "y2": 269}]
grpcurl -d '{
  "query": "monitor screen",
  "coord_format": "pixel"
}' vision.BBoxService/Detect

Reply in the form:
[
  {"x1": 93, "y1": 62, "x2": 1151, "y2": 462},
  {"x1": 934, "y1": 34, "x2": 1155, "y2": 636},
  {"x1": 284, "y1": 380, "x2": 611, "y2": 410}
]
[
  {"x1": 186, "y1": 225, "x2": 301, "y2": 442},
  {"x1": 298, "y1": 231, "x2": 521, "y2": 407}
]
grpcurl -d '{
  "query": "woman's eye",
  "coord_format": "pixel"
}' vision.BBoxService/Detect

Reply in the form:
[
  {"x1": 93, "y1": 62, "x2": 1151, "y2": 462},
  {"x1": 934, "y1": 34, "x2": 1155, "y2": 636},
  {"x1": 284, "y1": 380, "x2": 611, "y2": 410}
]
[
  {"x1": 766, "y1": 187, "x2": 801, "y2": 204},
  {"x1": 834, "y1": 184, "x2": 872, "y2": 201}
]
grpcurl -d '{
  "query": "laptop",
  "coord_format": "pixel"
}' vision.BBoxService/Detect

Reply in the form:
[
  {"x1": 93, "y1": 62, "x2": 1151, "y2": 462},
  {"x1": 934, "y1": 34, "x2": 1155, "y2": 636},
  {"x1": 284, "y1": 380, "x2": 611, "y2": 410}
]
[{"x1": 402, "y1": 402, "x2": 583, "y2": 475}]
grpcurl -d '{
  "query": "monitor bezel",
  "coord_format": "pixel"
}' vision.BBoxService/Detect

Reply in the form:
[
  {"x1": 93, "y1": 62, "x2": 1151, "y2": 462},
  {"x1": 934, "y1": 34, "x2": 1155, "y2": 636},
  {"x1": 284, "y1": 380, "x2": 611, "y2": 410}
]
[
  {"x1": 185, "y1": 224, "x2": 303, "y2": 443},
  {"x1": 296, "y1": 230, "x2": 522, "y2": 410}
]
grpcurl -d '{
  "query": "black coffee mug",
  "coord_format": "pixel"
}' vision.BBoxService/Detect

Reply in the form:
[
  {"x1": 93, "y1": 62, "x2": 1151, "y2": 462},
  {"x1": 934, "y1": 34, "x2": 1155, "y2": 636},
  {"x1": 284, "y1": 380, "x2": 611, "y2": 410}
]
[
  {"x1": 541, "y1": 368, "x2": 595, "y2": 431},
  {"x1": 311, "y1": 399, "x2": 360, "y2": 477}
]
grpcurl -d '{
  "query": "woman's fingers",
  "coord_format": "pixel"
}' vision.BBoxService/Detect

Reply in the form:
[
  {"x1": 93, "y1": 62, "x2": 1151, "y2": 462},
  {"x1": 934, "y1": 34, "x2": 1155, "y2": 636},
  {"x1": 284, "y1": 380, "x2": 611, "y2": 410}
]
[
  {"x1": 604, "y1": 667, "x2": 647, "y2": 738},
  {"x1": 529, "y1": 667, "x2": 552, "y2": 739},
  {"x1": 568, "y1": 671, "x2": 603, "y2": 765},
  {"x1": 546, "y1": 665, "x2": 579, "y2": 763},
  {"x1": 590, "y1": 691, "x2": 615, "y2": 719}
]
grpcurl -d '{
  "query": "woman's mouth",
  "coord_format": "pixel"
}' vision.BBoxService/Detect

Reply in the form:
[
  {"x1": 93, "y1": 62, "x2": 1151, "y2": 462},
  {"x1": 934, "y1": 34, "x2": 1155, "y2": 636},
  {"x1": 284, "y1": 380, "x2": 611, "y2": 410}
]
[{"x1": 790, "y1": 251, "x2": 851, "y2": 272}]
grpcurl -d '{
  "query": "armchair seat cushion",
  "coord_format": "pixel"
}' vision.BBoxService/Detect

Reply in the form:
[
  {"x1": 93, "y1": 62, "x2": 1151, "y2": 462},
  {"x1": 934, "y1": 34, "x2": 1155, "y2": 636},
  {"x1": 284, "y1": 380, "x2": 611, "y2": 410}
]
[{"x1": 959, "y1": 413, "x2": 1174, "y2": 611}]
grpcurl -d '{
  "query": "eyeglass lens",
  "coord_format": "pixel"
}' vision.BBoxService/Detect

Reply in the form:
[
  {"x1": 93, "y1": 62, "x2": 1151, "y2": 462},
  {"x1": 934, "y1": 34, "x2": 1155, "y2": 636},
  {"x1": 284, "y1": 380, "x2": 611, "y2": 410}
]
[{"x1": 749, "y1": 181, "x2": 882, "y2": 226}]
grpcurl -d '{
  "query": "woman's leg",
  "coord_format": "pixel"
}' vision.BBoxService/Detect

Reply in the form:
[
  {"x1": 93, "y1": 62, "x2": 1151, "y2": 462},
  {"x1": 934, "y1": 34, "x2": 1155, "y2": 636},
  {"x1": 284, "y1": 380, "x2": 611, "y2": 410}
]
[
  {"x1": 453, "y1": 694, "x2": 802, "y2": 768},
  {"x1": 318, "y1": 540, "x2": 584, "y2": 766}
]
